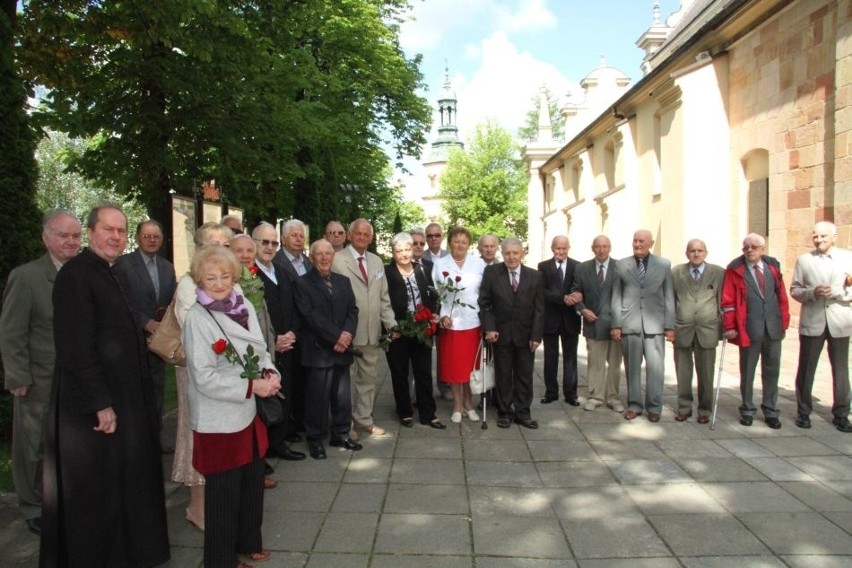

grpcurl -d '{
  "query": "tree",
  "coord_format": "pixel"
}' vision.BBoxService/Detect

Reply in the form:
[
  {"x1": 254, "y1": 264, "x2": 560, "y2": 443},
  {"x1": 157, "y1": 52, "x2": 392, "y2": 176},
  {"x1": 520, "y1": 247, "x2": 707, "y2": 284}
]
[
  {"x1": 439, "y1": 120, "x2": 528, "y2": 241},
  {"x1": 517, "y1": 87, "x2": 565, "y2": 142},
  {"x1": 18, "y1": 0, "x2": 430, "y2": 244}
]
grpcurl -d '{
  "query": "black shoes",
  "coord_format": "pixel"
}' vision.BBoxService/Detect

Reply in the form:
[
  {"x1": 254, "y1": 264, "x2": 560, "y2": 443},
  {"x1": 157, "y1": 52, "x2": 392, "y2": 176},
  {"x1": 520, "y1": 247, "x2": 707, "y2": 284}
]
[
  {"x1": 739, "y1": 416, "x2": 753, "y2": 426},
  {"x1": 400, "y1": 418, "x2": 414, "y2": 428},
  {"x1": 540, "y1": 394, "x2": 558, "y2": 404},
  {"x1": 281, "y1": 448, "x2": 306, "y2": 461},
  {"x1": 795, "y1": 415, "x2": 812, "y2": 429},
  {"x1": 309, "y1": 444, "x2": 327, "y2": 460},
  {"x1": 330, "y1": 437, "x2": 363, "y2": 451},
  {"x1": 765, "y1": 417, "x2": 782, "y2": 430},
  {"x1": 497, "y1": 417, "x2": 512, "y2": 428},
  {"x1": 833, "y1": 416, "x2": 852, "y2": 433},
  {"x1": 514, "y1": 418, "x2": 539, "y2": 429},
  {"x1": 26, "y1": 517, "x2": 42, "y2": 536},
  {"x1": 428, "y1": 420, "x2": 447, "y2": 430},
  {"x1": 565, "y1": 399, "x2": 580, "y2": 407}
]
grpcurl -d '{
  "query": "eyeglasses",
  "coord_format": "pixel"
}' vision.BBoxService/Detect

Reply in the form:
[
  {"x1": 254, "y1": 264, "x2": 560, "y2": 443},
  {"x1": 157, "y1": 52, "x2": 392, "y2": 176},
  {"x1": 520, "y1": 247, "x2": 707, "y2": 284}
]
[
  {"x1": 742, "y1": 245, "x2": 763, "y2": 251},
  {"x1": 412, "y1": 241, "x2": 426, "y2": 246},
  {"x1": 254, "y1": 239, "x2": 279, "y2": 248},
  {"x1": 140, "y1": 234, "x2": 162, "y2": 240},
  {"x1": 326, "y1": 231, "x2": 345, "y2": 236},
  {"x1": 426, "y1": 233, "x2": 441, "y2": 238}
]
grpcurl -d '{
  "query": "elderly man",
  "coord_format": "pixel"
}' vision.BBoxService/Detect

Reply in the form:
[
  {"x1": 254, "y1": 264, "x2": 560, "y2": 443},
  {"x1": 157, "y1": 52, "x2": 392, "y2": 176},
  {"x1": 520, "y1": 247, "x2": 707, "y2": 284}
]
[
  {"x1": 0, "y1": 210, "x2": 81, "y2": 535},
  {"x1": 332, "y1": 218, "x2": 397, "y2": 438},
  {"x1": 41, "y1": 204, "x2": 169, "y2": 566},
  {"x1": 571, "y1": 235, "x2": 623, "y2": 412},
  {"x1": 479, "y1": 237, "x2": 545, "y2": 429},
  {"x1": 478, "y1": 234, "x2": 500, "y2": 266},
  {"x1": 611, "y1": 230, "x2": 675, "y2": 422},
  {"x1": 722, "y1": 233, "x2": 790, "y2": 429},
  {"x1": 114, "y1": 219, "x2": 177, "y2": 450},
  {"x1": 422, "y1": 222, "x2": 449, "y2": 263},
  {"x1": 252, "y1": 222, "x2": 306, "y2": 459},
  {"x1": 295, "y1": 240, "x2": 362, "y2": 459},
  {"x1": 791, "y1": 221, "x2": 852, "y2": 432},
  {"x1": 324, "y1": 220, "x2": 347, "y2": 252},
  {"x1": 671, "y1": 239, "x2": 724, "y2": 424},
  {"x1": 274, "y1": 218, "x2": 312, "y2": 281},
  {"x1": 221, "y1": 214, "x2": 243, "y2": 234},
  {"x1": 538, "y1": 235, "x2": 582, "y2": 405}
]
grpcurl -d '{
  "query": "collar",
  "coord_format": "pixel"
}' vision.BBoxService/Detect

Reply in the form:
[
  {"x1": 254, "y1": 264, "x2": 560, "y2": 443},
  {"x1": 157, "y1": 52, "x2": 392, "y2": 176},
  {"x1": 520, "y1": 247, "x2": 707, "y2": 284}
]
[{"x1": 348, "y1": 246, "x2": 369, "y2": 261}]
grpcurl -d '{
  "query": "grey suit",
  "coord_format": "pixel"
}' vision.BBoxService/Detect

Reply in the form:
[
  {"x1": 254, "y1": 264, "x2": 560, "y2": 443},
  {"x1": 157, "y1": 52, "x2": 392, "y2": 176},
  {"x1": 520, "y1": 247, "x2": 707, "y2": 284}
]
[
  {"x1": 571, "y1": 257, "x2": 622, "y2": 406},
  {"x1": 0, "y1": 254, "x2": 58, "y2": 519},
  {"x1": 114, "y1": 249, "x2": 177, "y2": 434},
  {"x1": 672, "y1": 263, "x2": 724, "y2": 417},
  {"x1": 611, "y1": 254, "x2": 675, "y2": 414}
]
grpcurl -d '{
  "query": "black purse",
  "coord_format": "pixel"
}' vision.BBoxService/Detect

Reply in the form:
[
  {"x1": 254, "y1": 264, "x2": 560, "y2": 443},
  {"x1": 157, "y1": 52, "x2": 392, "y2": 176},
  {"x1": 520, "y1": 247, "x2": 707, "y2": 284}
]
[{"x1": 204, "y1": 308, "x2": 285, "y2": 426}]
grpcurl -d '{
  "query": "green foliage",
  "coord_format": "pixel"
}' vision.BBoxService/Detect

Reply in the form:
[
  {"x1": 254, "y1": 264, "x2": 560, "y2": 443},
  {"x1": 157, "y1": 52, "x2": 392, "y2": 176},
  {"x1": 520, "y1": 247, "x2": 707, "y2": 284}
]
[
  {"x1": 18, "y1": 0, "x2": 431, "y2": 235},
  {"x1": 517, "y1": 87, "x2": 565, "y2": 142},
  {"x1": 439, "y1": 120, "x2": 528, "y2": 241}
]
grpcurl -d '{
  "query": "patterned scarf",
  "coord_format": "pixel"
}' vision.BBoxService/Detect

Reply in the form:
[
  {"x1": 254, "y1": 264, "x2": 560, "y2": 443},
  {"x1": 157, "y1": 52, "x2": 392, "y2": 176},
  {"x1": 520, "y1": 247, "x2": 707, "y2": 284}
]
[{"x1": 196, "y1": 287, "x2": 249, "y2": 329}]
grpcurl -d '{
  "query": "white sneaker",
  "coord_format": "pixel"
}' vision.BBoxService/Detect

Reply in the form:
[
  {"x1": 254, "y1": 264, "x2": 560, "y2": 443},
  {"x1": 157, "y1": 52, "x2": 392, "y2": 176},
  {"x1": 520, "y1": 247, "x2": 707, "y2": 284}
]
[
  {"x1": 609, "y1": 401, "x2": 625, "y2": 413},
  {"x1": 451, "y1": 411, "x2": 462, "y2": 423},
  {"x1": 584, "y1": 399, "x2": 601, "y2": 411},
  {"x1": 464, "y1": 409, "x2": 480, "y2": 421}
]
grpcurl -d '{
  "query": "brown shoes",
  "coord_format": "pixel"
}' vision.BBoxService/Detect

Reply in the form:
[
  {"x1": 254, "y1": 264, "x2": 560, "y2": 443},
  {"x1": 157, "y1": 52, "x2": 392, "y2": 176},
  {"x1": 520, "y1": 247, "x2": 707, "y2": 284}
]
[
  {"x1": 675, "y1": 413, "x2": 691, "y2": 422},
  {"x1": 263, "y1": 477, "x2": 278, "y2": 490},
  {"x1": 648, "y1": 413, "x2": 661, "y2": 423},
  {"x1": 624, "y1": 410, "x2": 640, "y2": 420},
  {"x1": 696, "y1": 415, "x2": 709, "y2": 424}
]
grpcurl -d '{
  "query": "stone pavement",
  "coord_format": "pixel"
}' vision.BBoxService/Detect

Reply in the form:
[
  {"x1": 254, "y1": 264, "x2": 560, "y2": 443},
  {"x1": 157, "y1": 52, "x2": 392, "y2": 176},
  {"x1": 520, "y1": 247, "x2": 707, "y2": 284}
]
[{"x1": 2, "y1": 334, "x2": 851, "y2": 567}]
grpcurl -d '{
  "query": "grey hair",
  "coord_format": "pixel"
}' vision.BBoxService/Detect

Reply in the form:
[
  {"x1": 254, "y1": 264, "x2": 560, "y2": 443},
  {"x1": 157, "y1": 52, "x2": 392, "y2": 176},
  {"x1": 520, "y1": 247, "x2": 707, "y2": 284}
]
[
  {"x1": 391, "y1": 232, "x2": 413, "y2": 249},
  {"x1": 42, "y1": 209, "x2": 79, "y2": 234},
  {"x1": 501, "y1": 236, "x2": 523, "y2": 252},
  {"x1": 251, "y1": 221, "x2": 277, "y2": 239},
  {"x1": 282, "y1": 218, "x2": 306, "y2": 236}
]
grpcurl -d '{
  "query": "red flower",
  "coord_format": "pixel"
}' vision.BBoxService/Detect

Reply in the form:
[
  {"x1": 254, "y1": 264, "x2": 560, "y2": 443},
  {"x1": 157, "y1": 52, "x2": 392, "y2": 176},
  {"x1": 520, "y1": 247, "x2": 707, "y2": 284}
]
[
  {"x1": 425, "y1": 323, "x2": 437, "y2": 336},
  {"x1": 454, "y1": 275, "x2": 462, "y2": 283},
  {"x1": 248, "y1": 264, "x2": 259, "y2": 275},
  {"x1": 212, "y1": 339, "x2": 228, "y2": 354},
  {"x1": 442, "y1": 270, "x2": 450, "y2": 277}
]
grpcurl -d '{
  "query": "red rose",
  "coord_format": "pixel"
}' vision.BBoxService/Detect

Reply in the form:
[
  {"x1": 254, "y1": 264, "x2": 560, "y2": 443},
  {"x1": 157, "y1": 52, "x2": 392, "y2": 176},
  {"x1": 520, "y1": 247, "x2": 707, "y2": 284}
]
[
  {"x1": 415, "y1": 303, "x2": 424, "y2": 311},
  {"x1": 425, "y1": 323, "x2": 437, "y2": 336},
  {"x1": 415, "y1": 311, "x2": 428, "y2": 322},
  {"x1": 442, "y1": 271, "x2": 449, "y2": 277},
  {"x1": 249, "y1": 264, "x2": 259, "y2": 275},
  {"x1": 454, "y1": 275, "x2": 462, "y2": 283},
  {"x1": 212, "y1": 339, "x2": 228, "y2": 354}
]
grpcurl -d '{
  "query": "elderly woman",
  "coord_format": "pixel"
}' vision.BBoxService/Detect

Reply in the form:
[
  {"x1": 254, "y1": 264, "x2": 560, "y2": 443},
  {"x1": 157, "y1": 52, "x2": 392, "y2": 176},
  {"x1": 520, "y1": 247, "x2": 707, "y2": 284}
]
[
  {"x1": 174, "y1": 222, "x2": 234, "y2": 530},
  {"x1": 385, "y1": 232, "x2": 446, "y2": 429},
  {"x1": 432, "y1": 226, "x2": 486, "y2": 423},
  {"x1": 183, "y1": 245, "x2": 280, "y2": 568}
]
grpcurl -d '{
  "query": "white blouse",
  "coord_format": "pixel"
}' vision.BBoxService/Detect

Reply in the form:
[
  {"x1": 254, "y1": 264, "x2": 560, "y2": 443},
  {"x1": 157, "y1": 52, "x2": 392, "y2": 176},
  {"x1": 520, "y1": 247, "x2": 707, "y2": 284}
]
[{"x1": 432, "y1": 254, "x2": 485, "y2": 331}]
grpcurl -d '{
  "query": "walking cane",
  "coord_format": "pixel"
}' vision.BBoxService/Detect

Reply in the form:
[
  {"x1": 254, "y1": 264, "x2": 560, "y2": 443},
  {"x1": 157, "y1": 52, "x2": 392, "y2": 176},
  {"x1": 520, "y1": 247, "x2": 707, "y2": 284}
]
[{"x1": 710, "y1": 337, "x2": 728, "y2": 430}]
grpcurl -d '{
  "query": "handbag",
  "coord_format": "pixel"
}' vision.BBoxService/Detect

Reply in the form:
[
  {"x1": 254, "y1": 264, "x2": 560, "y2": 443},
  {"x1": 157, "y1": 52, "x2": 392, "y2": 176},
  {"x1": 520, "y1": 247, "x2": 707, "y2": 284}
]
[
  {"x1": 469, "y1": 338, "x2": 495, "y2": 394},
  {"x1": 203, "y1": 308, "x2": 285, "y2": 426},
  {"x1": 147, "y1": 298, "x2": 186, "y2": 366}
]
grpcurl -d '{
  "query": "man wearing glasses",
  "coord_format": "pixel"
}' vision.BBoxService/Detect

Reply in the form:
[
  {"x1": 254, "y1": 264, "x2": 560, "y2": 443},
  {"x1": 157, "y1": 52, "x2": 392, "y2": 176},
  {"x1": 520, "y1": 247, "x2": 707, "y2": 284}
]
[
  {"x1": 721, "y1": 233, "x2": 790, "y2": 429},
  {"x1": 422, "y1": 222, "x2": 449, "y2": 263},
  {"x1": 115, "y1": 219, "x2": 176, "y2": 451},
  {"x1": 325, "y1": 221, "x2": 347, "y2": 252}
]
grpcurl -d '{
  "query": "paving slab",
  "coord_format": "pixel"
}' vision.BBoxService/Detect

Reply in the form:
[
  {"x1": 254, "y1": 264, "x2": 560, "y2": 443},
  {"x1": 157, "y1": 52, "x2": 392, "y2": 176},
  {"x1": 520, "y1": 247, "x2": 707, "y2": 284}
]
[
  {"x1": 606, "y1": 458, "x2": 692, "y2": 484},
  {"x1": 647, "y1": 513, "x2": 769, "y2": 556},
  {"x1": 624, "y1": 483, "x2": 727, "y2": 514},
  {"x1": 700, "y1": 482, "x2": 812, "y2": 513},
  {"x1": 384, "y1": 483, "x2": 470, "y2": 515},
  {"x1": 472, "y1": 514, "x2": 572, "y2": 558},
  {"x1": 738, "y1": 512, "x2": 852, "y2": 555},
  {"x1": 561, "y1": 515, "x2": 671, "y2": 558},
  {"x1": 672, "y1": 457, "x2": 768, "y2": 482},
  {"x1": 374, "y1": 513, "x2": 471, "y2": 555},
  {"x1": 536, "y1": 460, "x2": 616, "y2": 488}
]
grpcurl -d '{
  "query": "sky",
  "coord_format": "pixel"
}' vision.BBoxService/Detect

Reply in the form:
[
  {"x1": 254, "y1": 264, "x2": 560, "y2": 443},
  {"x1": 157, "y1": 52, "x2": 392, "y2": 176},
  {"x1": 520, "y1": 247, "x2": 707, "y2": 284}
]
[{"x1": 395, "y1": 0, "x2": 683, "y2": 190}]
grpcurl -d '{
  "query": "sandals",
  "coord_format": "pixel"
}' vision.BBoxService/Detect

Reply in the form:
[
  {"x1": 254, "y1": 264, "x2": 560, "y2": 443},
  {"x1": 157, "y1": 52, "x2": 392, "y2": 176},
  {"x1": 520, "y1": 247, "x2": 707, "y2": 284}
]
[{"x1": 245, "y1": 549, "x2": 271, "y2": 563}]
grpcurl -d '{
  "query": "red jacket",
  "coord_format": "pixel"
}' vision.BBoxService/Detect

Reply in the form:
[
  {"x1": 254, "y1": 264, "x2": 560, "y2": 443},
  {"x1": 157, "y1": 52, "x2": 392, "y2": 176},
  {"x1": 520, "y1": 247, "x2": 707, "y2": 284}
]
[{"x1": 721, "y1": 255, "x2": 790, "y2": 347}]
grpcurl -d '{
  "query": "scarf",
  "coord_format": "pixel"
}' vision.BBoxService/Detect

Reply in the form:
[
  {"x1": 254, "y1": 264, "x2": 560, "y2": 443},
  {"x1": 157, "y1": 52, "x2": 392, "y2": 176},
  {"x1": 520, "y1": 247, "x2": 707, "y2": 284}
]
[{"x1": 196, "y1": 287, "x2": 249, "y2": 329}]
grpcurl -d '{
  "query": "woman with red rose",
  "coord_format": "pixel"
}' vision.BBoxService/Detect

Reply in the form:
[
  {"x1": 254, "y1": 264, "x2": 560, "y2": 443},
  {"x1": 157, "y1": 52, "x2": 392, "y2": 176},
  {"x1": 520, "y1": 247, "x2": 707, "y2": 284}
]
[
  {"x1": 182, "y1": 245, "x2": 281, "y2": 568},
  {"x1": 432, "y1": 226, "x2": 487, "y2": 423},
  {"x1": 385, "y1": 233, "x2": 446, "y2": 429}
]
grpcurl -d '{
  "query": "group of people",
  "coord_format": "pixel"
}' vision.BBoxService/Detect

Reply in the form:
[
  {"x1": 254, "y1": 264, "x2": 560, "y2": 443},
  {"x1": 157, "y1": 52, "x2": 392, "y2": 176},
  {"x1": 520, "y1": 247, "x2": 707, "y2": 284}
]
[{"x1": 1, "y1": 200, "x2": 850, "y2": 567}]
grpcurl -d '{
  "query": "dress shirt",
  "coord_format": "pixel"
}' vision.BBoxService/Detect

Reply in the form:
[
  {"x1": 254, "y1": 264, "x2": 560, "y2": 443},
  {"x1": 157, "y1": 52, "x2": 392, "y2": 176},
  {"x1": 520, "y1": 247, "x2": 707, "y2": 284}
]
[
  {"x1": 284, "y1": 249, "x2": 307, "y2": 276},
  {"x1": 256, "y1": 261, "x2": 277, "y2": 284}
]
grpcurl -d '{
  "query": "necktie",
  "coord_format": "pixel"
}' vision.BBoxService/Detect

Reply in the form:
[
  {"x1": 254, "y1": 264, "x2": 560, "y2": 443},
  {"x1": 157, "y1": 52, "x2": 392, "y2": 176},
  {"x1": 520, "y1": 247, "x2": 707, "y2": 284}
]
[
  {"x1": 692, "y1": 268, "x2": 700, "y2": 281},
  {"x1": 637, "y1": 257, "x2": 646, "y2": 280},
  {"x1": 557, "y1": 261, "x2": 564, "y2": 283},
  {"x1": 511, "y1": 270, "x2": 518, "y2": 293},
  {"x1": 147, "y1": 257, "x2": 160, "y2": 298},
  {"x1": 754, "y1": 265, "x2": 765, "y2": 295},
  {"x1": 357, "y1": 256, "x2": 369, "y2": 284},
  {"x1": 596, "y1": 264, "x2": 604, "y2": 285}
]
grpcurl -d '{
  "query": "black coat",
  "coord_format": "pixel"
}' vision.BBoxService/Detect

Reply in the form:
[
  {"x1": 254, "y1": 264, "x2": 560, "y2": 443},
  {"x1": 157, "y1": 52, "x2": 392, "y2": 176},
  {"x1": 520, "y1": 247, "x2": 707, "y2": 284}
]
[
  {"x1": 385, "y1": 261, "x2": 437, "y2": 322},
  {"x1": 537, "y1": 256, "x2": 581, "y2": 335},
  {"x1": 294, "y1": 270, "x2": 358, "y2": 368},
  {"x1": 41, "y1": 248, "x2": 169, "y2": 567},
  {"x1": 479, "y1": 263, "x2": 545, "y2": 346}
]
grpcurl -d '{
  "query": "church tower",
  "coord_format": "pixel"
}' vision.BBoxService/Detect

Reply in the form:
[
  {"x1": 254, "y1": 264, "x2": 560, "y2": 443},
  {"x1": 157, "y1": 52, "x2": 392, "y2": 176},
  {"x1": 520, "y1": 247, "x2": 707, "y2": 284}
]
[{"x1": 421, "y1": 66, "x2": 464, "y2": 222}]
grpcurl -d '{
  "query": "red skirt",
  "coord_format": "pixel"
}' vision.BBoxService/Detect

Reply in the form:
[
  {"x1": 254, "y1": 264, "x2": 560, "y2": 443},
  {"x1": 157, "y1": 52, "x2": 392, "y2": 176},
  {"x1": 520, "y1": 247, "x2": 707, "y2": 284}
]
[
  {"x1": 438, "y1": 327, "x2": 482, "y2": 383},
  {"x1": 192, "y1": 414, "x2": 268, "y2": 476}
]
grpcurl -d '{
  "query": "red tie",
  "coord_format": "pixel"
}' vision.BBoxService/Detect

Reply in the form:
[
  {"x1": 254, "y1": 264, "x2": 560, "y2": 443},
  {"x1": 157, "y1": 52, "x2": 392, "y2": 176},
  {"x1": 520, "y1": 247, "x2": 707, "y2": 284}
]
[
  {"x1": 754, "y1": 265, "x2": 765, "y2": 295},
  {"x1": 357, "y1": 256, "x2": 369, "y2": 284}
]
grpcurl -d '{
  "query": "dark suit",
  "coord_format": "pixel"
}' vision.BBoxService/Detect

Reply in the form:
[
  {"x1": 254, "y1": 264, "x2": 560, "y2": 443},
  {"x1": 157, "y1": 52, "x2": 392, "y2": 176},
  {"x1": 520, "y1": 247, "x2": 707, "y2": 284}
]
[
  {"x1": 273, "y1": 248, "x2": 313, "y2": 282},
  {"x1": 537, "y1": 256, "x2": 581, "y2": 401},
  {"x1": 611, "y1": 254, "x2": 675, "y2": 414},
  {"x1": 0, "y1": 254, "x2": 59, "y2": 520},
  {"x1": 257, "y1": 262, "x2": 301, "y2": 452},
  {"x1": 294, "y1": 270, "x2": 358, "y2": 445},
  {"x1": 672, "y1": 262, "x2": 724, "y2": 417},
  {"x1": 479, "y1": 264, "x2": 544, "y2": 421},
  {"x1": 571, "y1": 257, "x2": 622, "y2": 406},
  {"x1": 385, "y1": 262, "x2": 439, "y2": 424},
  {"x1": 114, "y1": 249, "x2": 176, "y2": 435}
]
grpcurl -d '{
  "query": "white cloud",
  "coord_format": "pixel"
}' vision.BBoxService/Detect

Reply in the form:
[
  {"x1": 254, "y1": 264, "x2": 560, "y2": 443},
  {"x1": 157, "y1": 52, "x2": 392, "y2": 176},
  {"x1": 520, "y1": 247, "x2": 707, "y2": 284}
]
[
  {"x1": 494, "y1": 0, "x2": 557, "y2": 33},
  {"x1": 399, "y1": 0, "x2": 491, "y2": 53}
]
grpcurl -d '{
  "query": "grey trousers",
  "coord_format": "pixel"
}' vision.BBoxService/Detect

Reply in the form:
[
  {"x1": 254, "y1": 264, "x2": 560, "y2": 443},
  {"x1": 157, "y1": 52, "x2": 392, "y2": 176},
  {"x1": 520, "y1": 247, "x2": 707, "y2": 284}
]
[
  {"x1": 621, "y1": 332, "x2": 666, "y2": 414},
  {"x1": 738, "y1": 336, "x2": 782, "y2": 418},
  {"x1": 12, "y1": 376, "x2": 52, "y2": 519},
  {"x1": 674, "y1": 339, "x2": 717, "y2": 416},
  {"x1": 795, "y1": 331, "x2": 850, "y2": 418}
]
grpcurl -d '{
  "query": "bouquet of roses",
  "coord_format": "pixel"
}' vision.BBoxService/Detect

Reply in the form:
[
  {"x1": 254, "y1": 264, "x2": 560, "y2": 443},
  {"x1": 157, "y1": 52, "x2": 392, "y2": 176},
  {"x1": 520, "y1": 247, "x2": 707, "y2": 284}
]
[
  {"x1": 393, "y1": 303, "x2": 438, "y2": 345},
  {"x1": 430, "y1": 271, "x2": 476, "y2": 312},
  {"x1": 212, "y1": 338, "x2": 261, "y2": 380},
  {"x1": 239, "y1": 264, "x2": 266, "y2": 313}
]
